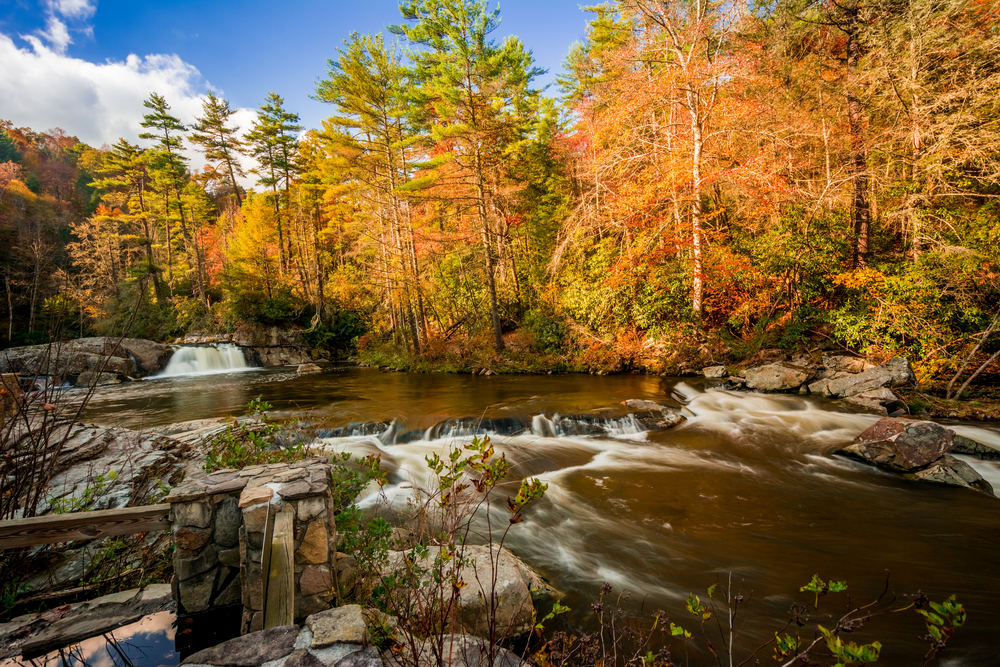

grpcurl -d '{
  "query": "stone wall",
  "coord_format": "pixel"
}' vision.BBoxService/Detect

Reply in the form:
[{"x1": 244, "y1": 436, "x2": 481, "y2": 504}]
[
  {"x1": 164, "y1": 458, "x2": 336, "y2": 632},
  {"x1": 166, "y1": 469, "x2": 247, "y2": 614}
]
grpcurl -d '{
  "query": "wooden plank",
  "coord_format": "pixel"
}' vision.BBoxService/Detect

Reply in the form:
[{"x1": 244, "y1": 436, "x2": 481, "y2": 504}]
[
  {"x1": 263, "y1": 506, "x2": 295, "y2": 629},
  {"x1": 0, "y1": 504, "x2": 171, "y2": 549},
  {"x1": 259, "y1": 501, "x2": 275, "y2": 623}
]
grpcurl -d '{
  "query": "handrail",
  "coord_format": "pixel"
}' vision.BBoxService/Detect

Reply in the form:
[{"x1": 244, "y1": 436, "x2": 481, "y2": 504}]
[{"x1": 0, "y1": 504, "x2": 171, "y2": 549}]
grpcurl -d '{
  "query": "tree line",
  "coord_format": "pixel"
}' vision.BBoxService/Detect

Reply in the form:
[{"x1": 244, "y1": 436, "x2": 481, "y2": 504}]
[{"x1": 0, "y1": 0, "x2": 997, "y2": 385}]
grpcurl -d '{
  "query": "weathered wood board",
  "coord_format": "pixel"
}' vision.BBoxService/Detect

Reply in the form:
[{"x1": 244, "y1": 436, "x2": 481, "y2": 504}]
[{"x1": 0, "y1": 504, "x2": 171, "y2": 549}]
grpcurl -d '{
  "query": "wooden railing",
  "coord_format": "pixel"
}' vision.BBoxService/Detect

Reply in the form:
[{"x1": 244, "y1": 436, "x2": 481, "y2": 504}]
[{"x1": 0, "y1": 504, "x2": 171, "y2": 549}]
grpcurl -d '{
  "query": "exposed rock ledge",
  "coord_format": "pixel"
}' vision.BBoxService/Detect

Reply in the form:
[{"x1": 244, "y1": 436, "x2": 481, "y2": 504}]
[
  {"x1": 837, "y1": 417, "x2": 996, "y2": 496},
  {"x1": 181, "y1": 325, "x2": 316, "y2": 367},
  {"x1": 708, "y1": 354, "x2": 918, "y2": 416},
  {"x1": 0, "y1": 337, "x2": 172, "y2": 385}
]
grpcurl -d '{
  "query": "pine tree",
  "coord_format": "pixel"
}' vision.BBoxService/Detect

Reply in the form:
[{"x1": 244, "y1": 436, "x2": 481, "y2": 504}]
[
  {"x1": 392, "y1": 0, "x2": 542, "y2": 352},
  {"x1": 139, "y1": 92, "x2": 207, "y2": 300},
  {"x1": 245, "y1": 92, "x2": 302, "y2": 275},
  {"x1": 190, "y1": 92, "x2": 247, "y2": 207}
]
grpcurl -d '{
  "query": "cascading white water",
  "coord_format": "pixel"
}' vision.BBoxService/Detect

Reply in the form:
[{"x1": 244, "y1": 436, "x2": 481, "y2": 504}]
[{"x1": 157, "y1": 343, "x2": 253, "y2": 377}]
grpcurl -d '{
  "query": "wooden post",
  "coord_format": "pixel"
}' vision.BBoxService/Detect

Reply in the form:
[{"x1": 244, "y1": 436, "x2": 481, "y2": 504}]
[{"x1": 263, "y1": 505, "x2": 294, "y2": 629}]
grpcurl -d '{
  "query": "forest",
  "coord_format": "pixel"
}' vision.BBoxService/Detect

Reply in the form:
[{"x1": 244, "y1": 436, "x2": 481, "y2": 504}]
[{"x1": 1, "y1": 0, "x2": 998, "y2": 391}]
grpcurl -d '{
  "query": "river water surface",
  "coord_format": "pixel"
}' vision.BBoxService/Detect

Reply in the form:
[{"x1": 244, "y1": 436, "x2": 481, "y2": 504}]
[{"x1": 81, "y1": 365, "x2": 1000, "y2": 666}]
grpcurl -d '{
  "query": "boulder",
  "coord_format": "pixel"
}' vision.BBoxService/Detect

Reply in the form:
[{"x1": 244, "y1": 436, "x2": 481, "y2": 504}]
[
  {"x1": 952, "y1": 434, "x2": 1000, "y2": 460},
  {"x1": 903, "y1": 454, "x2": 995, "y2": 495},
  {"x1": 0, "y1": 337, "x2": 172, "y2": 381},
  {"x1": 76, "y1": 371, "x2": 121, "y2": 387},
  {"x1": 702, "y1": 365, "x2": 727, "y2": 378},
  {"x1": 383, "y1": 634, "x2": 525, "y2": 667},
  {"x1": 841, "y1": 396, "x2": 888, "y2": 416},
  {"x1": 826, "y1": 357, "x2": 916, "y2": 398},
  {"x1": 840, "y1": 418, "x2": 953, "y2": 471},
  {"x1": 306, "y1": 604, "x2": 370, "y2": 648},
  {"x1": 182, "y1": 625, "x2": 301, "y2": 666},
  {"x1": 384, "y1": 545, "x2": 537, "y2": 638},
  {"x1": 623, "y1": 400, "x2": 686, "y2": 429},
  {"x1": 298, "y1": 363, "x2": 322, "y2": 374},
  {"x1": 743, "y1": 363, "x2": 814, "y2": 392},
  {"x1": 822, "y1": 354, "x2": 871, "y2": 374}
]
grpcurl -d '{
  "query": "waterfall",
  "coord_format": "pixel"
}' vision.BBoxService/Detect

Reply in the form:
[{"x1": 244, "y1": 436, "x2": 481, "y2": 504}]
[{"x1": 158, "y1": 343, "x2": 253, "y2": 377}]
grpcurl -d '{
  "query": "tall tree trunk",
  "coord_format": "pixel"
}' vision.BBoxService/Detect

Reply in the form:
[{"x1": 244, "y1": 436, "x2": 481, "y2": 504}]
[
  {"x1": 845, "y1": 4, "x2": 870, "y2": 269},
  {"x1": 688, "y1": 92, "x2": 705, "y2": 319}
]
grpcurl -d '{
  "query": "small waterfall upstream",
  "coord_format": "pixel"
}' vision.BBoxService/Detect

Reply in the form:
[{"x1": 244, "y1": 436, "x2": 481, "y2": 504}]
[{"x1": 157, "y1": 343, "x2": 253, "y2": 377}]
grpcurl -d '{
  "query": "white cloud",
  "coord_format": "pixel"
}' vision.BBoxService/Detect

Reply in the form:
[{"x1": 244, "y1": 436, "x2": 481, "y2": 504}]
[
  {"x1": 48, "y1": 0, "x2": 97, "y2": 20},
  {"x1": 0, "y1": 33, "x2": 258, "y2": 186},
  {"x1": 35, "y1": 16, "x2": 71, "y2": 53}
]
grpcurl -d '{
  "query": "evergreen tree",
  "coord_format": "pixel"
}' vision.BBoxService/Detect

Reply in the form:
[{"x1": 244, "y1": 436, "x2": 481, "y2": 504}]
[
  {"x1": 139, "y1": 92, "x2": 206, "y2": 301},
  {"x1": 0, "y1": 130, "x2": 22, "y2": 164},
  {"x1": 190, "y1": 92, "x2": 247, "y2": 207},
  {"x1": 245, "y1": 92, "x2": 302, "y2": 274},
  {"x1": 392, "y1": 0, "x2": 543, "y2": 352}
]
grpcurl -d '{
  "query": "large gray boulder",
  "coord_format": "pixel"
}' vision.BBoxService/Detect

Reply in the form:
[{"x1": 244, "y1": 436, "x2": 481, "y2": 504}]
[
  {"x1": 743, "y1": 362, "x2": 814, "y2": 392},
  {"x1": 383, "y1": 634, "x2": 525, "y2": 667},
  {"x1": 0, "y1": 337, "x2": 172, "y2": 381},
  {"x1": 826, "y1": 357, "x2": 916, "y2": 398},
  {"x1": 822, "y1": 354, "x2": 871, "y2": 374},
  {"x1": 182, "y1": 625, "x2": 301, "y2": 666},
  {"x1": 384, "y1": 545, "x2": 537, "y2": 638},
  {"x1": 840, "y1": 418, "x2": 954, "y2": 471}
]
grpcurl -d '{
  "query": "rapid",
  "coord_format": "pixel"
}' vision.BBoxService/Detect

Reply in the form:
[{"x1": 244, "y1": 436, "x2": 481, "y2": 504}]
[{"x1": 81, "y1": 365, "x2": 1000, "y2": 665}]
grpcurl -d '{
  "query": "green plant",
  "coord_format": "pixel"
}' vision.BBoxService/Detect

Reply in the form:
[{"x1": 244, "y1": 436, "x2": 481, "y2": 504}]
[
  {"x1": 50, "y1": 471, "x2": 119, "y2": 514},
  {"x1": 203, "y1": 396, "x2": 308, "y2": 471}
]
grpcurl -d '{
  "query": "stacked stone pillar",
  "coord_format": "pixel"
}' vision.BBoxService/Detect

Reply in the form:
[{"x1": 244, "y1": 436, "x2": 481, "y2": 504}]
[
  {"x1": 165, "y1": 469, "x2": 247, "y2": 614},
  {"x1": 237, "y1": 458, "x2": 336, "y2": 632},
  {"x1": 164, "y1": 457, "x2": 336, "y2": 633}
]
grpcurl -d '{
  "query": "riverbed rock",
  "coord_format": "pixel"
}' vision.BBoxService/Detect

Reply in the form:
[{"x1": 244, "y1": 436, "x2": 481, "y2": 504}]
[
  {"x1": 182, "y1": 624, "x2": 301, "y2": 666},
  {"x1": 383, "y1": 634, "x2": 526, "y2": 667},
  {"x1": 952, "y1": 434, "x2": 1000, "y2": 460},
  {"x1": 841, "y1": 396, "x2": 889, "y2": 416},
  {"x1": 903, "y1": 454, "x2": 995, "y2": 495},
  {"x1": 0, "y1": 337, "x2": 172, "y2": 381},
  {"x1": 743, "y1": 362, "x2": 814, "y2": 392},
  {"x1": 826, "y1": 357, "x2": 916, "y2": 398},
  {"x1": 307, "y1": 605, "x2": 370, "y2": 648},
  {"x1": 841, "y1": 417, "x2": 954, "y2": 471},
  {"x1": 298, "y1": 363, "x2": 322, "y2": 374},
  {"x1": 76, "y1": 371, "x2": 121, "y2": 387},
  {"x1": 622, "y1": 400, "x2": 686, "y2": 429},
  {"x1": 383, "y1": 545, "x2": 537, "y2": 638},
  {"x1": 822, "y1": 354, "x2": 871, "y2": 374},
  {"x1": 702, "y1": 365, "x2": 727, "y2": 378}
]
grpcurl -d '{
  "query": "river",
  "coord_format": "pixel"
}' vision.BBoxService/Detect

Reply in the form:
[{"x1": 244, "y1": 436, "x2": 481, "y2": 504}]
[{"x1": 80, "y1": 364, "x2": 1000, "y2": 665}]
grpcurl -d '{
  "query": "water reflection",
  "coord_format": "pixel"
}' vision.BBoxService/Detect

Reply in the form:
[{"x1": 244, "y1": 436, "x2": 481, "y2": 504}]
[{"x1": 2, "y1": 612, "x2": 177, "y2": 667}]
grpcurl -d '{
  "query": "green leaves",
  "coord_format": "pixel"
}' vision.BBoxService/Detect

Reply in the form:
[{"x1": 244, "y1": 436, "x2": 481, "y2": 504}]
[
  {"x1": 670, "y1": 622, "x2": 692, "y2": 639},
  {"x1": 818, "y1": 625, "x2": 881, "y2": 667},
  {"x1": 685, "y1": 593, "x2": 712, "y2": 621},
  {"x1": 801, "y1": 573, "x2": 847, "y2": 606},
  {"x1": 917, "y1": 595, "x2": 966, "y2": 646}
]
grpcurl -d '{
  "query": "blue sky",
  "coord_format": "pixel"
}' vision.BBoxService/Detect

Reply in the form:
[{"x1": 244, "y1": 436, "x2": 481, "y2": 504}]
[{"x1": 0, "y1": 0, "x2": 591, "y2": 149}]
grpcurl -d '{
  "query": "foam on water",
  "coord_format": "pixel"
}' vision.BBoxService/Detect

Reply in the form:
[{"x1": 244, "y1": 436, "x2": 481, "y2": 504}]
[{"x1": 157, "y1": 343, "x2": 254, "y2": 377}]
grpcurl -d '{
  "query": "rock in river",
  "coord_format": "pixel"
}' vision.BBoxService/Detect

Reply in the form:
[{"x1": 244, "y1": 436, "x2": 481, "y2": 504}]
[
  {"x1": 838, "y1": 417, "x2": 994, "y2": 496},
  {"x1": 743, "y1": 362, "x2": 814, "y2": 392},
  {"x1": 841, "y1": 417, "x2": 953, "y2": 471}
]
